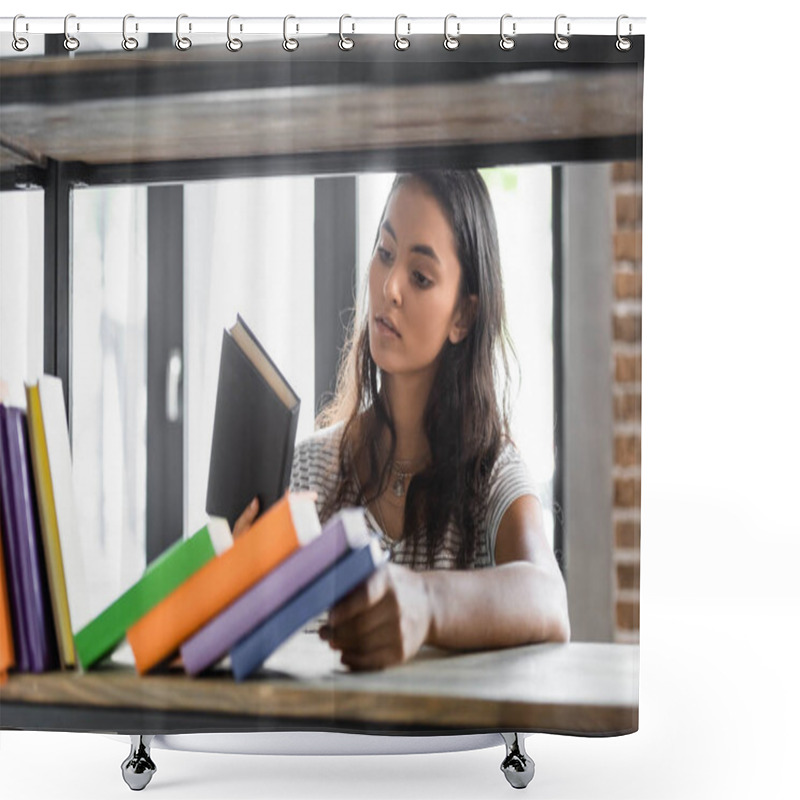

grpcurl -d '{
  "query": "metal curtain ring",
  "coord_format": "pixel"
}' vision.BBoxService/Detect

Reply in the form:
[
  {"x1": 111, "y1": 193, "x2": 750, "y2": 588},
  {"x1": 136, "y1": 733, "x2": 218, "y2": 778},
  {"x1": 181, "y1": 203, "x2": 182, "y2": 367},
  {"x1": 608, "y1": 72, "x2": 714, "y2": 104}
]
[
  {"x1": 283, "y1": 15, "x2": 299, "y2": 51},
  {"x1": 554, "y1": 14, "x2": 570, "y2": 51},
  {"x1": 175, "y1": 14, "x2": 192, "y2": 50},
  {"x1": 122, "y1": 14, "x2": 139, "y2": 51},
  {"x1": 227, "y1": 15, "x2": 243, "y2": 51},
  {"x1": 616, "y1": 15, "x2": 632, "y2": 51},
  {"x1": 339, "y1": 14, "x2": 355, "y2": 50},
  {"x1": 12, "y1": 14, "x2": 29, "y2": 52},
  {"x1": 63, "y1": 13, "x2": 80, "y2": 51},
  {"x1": 499, "y1": 14, "x2": 515, "y2": 51},
  {"x1": 394, "y1": 15, "x2": 410, "y2": 51},
  {"x1": 443, "y1": 14, "x2": 460, "y2": 51}
]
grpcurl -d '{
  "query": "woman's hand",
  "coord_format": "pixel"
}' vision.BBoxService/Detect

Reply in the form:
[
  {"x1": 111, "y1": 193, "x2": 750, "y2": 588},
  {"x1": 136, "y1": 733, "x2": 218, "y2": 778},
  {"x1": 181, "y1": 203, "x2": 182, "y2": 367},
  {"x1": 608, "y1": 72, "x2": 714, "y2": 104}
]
[
  {"x1": 232, "y1": 497, "x2": 259, "y2": 539},
  {"x1": 320, "y1": 563, "x2": 433, "y2": 671}
]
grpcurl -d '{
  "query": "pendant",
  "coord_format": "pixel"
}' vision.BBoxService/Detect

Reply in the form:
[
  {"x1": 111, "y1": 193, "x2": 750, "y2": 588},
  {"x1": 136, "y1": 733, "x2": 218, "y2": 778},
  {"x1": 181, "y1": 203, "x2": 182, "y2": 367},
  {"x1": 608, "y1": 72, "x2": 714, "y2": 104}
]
[{"x1": 392, "y1": 473, "x2": 406, "y2": 497}]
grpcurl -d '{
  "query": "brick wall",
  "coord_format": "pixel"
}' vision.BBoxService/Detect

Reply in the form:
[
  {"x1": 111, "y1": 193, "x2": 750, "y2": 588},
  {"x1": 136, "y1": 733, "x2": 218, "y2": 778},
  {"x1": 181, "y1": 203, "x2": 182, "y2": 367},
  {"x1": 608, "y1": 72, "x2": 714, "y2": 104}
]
[{"x1": 612, "y1": 161, "x2": 642, "y2": 642}]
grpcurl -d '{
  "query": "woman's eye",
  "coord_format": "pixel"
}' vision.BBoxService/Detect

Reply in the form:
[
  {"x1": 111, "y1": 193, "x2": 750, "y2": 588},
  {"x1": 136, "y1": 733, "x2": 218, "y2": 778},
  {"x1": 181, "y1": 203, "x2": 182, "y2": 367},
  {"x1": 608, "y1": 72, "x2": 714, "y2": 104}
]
[
  {"x1": 377, "y1": 246, "x2": 393, "y2": 263},
  {"x1": 413, "y1": 271, "x2": 432, "y2": 288}
]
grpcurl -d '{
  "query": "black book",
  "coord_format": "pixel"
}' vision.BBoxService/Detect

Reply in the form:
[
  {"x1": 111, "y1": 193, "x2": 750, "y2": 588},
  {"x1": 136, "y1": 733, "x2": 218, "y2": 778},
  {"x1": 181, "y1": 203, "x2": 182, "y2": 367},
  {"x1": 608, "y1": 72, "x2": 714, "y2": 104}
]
[{"x1": 205, "y1": 315, "x2": 301, "y2": 530}]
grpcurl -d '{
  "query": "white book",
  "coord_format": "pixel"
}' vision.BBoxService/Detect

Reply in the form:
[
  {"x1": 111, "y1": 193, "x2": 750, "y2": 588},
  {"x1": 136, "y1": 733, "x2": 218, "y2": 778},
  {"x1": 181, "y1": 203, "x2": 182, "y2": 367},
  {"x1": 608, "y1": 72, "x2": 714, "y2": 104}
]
[{"x1": 38, "y1": 375, "x2": 90, "y2": 634}]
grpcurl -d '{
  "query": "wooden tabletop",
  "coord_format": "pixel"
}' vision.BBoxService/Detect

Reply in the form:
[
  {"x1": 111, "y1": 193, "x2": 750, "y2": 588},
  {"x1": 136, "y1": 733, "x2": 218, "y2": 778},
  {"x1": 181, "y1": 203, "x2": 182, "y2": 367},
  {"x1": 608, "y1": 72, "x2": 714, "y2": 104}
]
[{"x1": 0, "y1": 633, "x2": 638, "y2": 736}]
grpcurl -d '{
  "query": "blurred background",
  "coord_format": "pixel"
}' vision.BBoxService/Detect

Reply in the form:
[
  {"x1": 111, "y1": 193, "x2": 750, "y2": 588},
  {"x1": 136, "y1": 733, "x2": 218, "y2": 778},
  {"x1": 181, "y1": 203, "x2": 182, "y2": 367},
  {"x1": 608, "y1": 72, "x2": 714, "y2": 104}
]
[{"x1": 0, "y1": 28, "x2": 642, "y2": 645}]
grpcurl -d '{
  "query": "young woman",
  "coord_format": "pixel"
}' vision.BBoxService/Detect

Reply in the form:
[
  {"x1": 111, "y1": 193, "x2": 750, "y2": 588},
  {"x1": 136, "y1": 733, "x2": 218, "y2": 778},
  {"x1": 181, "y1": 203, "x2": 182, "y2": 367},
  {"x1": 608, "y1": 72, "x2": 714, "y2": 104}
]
[{"x1": 236, "y1": 169, "x2": 569, "y2": 670}]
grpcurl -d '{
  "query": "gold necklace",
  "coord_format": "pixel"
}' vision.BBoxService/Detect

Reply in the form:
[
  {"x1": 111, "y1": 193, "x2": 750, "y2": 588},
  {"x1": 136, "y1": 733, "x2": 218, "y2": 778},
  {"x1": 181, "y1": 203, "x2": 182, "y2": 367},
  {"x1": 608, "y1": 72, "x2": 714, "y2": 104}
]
[{"x1": 388, "y1": 455, "x2": 428, "y2": 498}]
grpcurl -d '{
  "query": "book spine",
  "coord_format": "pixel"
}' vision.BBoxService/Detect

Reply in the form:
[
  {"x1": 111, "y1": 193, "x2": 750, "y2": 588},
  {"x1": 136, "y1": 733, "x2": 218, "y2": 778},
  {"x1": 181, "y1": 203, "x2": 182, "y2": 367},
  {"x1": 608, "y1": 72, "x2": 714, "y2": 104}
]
[
  {"x1": 0, "y1": 407, "x2": 28, "y2": 670},
  {"x1": 0, "y1": 522, "x2": 15, "y2": 678},
  {"x1": 0, "y1": 406, "x2": 57, "y2": 673},
  {"x1": 37, "y1": 375, "x2": 87, "y2": 636},
  {"x1": 279, "y1": 402, "x2": 300, "y2": 499},
  {"x1": 181, "y1": 514, "x2": 352, "y2": 675},
  {"x1": 25, "y1": 383, "x2": 74, "y2": 668},
  {"x1": 127, "y1": 493, "x2": 317, "y2": 674},
  {"x1": 73, "y1": 523, "x2": 225, "y2": 669},
  {"x1": 230, "y1": 539, "x2": 382, "y2": 682}
]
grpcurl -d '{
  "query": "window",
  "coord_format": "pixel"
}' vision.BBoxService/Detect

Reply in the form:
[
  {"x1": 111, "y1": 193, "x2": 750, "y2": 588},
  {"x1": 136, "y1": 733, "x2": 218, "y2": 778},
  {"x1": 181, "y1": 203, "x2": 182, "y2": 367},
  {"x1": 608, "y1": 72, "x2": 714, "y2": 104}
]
[
  {"x1": 71, "y1": 186, "x2": 148, "y2": 606},
  {"x1": 0, "y1": 191, "x2": 43, "y2": 406}
]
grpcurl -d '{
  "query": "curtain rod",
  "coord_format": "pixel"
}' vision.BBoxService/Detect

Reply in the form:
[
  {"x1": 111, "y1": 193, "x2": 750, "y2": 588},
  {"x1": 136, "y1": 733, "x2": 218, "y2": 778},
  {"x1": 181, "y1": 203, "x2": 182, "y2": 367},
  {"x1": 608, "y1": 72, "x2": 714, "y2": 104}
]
[{"x1": 1, "y1": 15, "x2": 646, "y2": 38}]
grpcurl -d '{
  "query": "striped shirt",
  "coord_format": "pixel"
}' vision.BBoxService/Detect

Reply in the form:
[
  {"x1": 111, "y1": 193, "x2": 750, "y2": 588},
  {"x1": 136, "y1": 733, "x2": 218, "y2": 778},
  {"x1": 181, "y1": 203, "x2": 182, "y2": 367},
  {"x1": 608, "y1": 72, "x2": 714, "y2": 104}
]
[{"x1": 289, "y1": 421, "x2": 537, "y2": 570}]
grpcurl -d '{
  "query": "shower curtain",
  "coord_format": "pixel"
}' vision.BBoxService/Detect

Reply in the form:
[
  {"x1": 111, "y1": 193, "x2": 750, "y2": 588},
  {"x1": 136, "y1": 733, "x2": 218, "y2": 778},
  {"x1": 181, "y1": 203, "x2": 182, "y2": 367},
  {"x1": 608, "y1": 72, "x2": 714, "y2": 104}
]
[{"x1": 0, "y1": 14, "x2": 644, "y2": 793}]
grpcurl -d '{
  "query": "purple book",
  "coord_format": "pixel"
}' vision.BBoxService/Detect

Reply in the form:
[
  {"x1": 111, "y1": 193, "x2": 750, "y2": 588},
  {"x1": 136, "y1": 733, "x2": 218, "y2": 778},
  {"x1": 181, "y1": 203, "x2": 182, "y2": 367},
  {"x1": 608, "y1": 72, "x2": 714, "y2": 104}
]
[
  {"x1": 180, "y1": 508, "x2": 370, "y2": 676},
  {"x1": 0, "y1": 404, "x2": 58, "y2": 673}
]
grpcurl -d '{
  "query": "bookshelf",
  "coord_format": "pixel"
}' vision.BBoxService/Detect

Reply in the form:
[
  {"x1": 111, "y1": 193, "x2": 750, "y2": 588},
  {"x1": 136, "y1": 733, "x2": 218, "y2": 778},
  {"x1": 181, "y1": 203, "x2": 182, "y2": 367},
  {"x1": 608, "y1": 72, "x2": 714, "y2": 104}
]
[{"x1": 0, "y1": 34, "x2": 643, "y2": 789}]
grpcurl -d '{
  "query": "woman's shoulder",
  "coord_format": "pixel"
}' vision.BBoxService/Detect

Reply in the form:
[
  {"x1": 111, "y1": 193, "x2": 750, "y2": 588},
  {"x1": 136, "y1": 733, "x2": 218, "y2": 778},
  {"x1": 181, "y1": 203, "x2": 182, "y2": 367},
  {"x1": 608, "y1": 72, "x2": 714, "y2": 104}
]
[
  {"x1": 489, "y1": 435, "x2": 528, "y2": 480},
  {"x1": 296, "y1": 420, "x2": 345, "y2": 451},
  {"x1": 484, "y1": 434, "x2": 537, "y2": 505},
  {"x1": 481, "y1": 435, "x2": 539, "y2": 564},
  {"x1": 293, "y1": 421, "x2": 344, "y2": 466}
]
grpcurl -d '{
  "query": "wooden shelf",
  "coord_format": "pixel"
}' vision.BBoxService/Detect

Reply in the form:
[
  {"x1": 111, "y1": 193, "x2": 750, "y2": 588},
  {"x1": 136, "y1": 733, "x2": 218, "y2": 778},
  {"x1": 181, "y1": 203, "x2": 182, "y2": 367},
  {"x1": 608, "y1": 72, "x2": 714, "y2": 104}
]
[
  {"x1": 0, "y1": 38, "x2": 643, "y2": 171},
  {"x1": 1, "y1": 635, "x2": 638, "y2": 736}
]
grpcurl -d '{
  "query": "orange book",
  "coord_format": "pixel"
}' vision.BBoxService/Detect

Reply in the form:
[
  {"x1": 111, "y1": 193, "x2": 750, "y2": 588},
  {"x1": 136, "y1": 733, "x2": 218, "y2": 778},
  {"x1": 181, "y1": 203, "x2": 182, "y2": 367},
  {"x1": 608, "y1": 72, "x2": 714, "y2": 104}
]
[
  {"x1": 127, "y1": 491, "x2": 320, "y2": 674},
  {"x1": 0, "y1": 378, "x2": 14, "y2": 682},
  {"x1": 0, "y1": 517, "x2": 15, "y2": 683}
]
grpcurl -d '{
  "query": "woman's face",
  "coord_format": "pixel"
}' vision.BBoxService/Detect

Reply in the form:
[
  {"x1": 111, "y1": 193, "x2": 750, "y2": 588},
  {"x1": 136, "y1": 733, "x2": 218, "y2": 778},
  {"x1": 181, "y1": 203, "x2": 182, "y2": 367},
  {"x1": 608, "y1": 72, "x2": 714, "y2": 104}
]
[{"x1": 367, "y1": 179, "x2": 473, "y2": 380}]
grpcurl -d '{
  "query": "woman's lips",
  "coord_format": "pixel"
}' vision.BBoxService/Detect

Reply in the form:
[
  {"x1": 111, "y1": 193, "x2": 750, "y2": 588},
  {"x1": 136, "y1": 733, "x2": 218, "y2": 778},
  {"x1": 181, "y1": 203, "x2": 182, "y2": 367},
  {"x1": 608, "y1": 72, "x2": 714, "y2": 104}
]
[{"x1": 376, "y1": 316, "x2": 401, "y2": 338}]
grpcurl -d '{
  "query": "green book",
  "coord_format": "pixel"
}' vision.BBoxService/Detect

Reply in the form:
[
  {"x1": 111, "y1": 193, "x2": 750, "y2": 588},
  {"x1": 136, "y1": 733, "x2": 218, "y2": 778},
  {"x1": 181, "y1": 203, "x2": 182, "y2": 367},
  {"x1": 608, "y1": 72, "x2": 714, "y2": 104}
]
[{"x1": 74, "y1": 518, "x2": 232, "y2": 669}]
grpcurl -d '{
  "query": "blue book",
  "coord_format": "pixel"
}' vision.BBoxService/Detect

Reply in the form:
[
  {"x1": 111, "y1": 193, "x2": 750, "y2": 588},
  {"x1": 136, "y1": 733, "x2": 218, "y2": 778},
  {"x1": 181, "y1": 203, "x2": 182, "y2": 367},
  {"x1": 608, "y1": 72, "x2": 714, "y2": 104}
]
[{"x1": 230, "y1": 537, "x2": 385, "y2": 681}]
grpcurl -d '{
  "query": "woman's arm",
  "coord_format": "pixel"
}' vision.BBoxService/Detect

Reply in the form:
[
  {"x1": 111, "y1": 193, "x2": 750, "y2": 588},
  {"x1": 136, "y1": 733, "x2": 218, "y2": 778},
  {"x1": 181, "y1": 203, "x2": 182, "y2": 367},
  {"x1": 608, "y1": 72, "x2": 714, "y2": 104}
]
[
  {"x1": 426, "y1": 494, "x2": 570, "y2": 650},
  {"x1": 322, "y1": 494, "x2": 570, "y2": 670}
]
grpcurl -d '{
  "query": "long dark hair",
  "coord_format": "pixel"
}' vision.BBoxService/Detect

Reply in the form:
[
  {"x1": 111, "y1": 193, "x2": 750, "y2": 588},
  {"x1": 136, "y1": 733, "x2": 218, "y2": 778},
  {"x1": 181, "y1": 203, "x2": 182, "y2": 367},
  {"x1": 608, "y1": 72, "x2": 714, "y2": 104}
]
[{"x1": 318, "y1": 169, "x2": 518, "y2": 568}]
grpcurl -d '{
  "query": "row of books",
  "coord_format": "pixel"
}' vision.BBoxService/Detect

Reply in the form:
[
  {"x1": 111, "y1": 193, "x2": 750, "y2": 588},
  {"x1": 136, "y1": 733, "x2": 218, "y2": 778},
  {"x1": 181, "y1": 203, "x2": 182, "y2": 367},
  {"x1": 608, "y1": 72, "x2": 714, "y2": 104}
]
[
  {"x1": 0, "y1": 376, "x2": 385, "y2": 683},
  {"x1": 0, "y1": 375, "x2": 87, "y2": 680},
  {"x1": 88, "y1": 492, "x2": 383, "y2": 680},
  {"x1": 1, "y1": 315, "x2": 384, "y2": 682}
]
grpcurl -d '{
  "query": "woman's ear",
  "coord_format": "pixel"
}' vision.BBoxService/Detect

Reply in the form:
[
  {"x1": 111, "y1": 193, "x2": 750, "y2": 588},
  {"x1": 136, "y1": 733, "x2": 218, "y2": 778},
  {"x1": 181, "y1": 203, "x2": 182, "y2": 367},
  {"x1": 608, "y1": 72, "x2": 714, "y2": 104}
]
[{"x1": 449, "y1": 294, "x2": 478, "y2": 344}]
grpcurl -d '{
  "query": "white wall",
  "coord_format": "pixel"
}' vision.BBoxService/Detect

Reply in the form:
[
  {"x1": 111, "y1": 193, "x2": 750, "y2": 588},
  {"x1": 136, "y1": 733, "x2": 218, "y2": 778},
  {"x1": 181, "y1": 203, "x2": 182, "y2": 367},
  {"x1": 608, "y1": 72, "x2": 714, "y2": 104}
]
[{"x1": 0, "y1": 191, "x2": 43, "y2": 405}]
